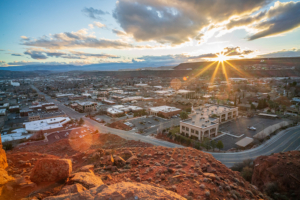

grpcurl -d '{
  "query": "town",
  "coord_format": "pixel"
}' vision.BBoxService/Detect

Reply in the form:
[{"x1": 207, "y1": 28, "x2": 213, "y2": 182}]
[{"x1": 1, "y1": 0, "x2": 300, "y2": 199}]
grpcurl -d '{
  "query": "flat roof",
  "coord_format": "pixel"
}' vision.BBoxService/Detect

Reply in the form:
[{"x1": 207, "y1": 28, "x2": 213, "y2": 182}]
[
  {"x1": 149, "y1": 106, "x2": 181, "y2": 113},
  {"x1": 182, "y1": 104, "x2": 237, "y2": 128},
  {"x1": 78, "y1": 102, "x2": 96, "y2": 106},
  {"x1": 23, "y1": 117, "x2": 70, "y2": 132},
  {"x1": 236, "y1": 137, "x2": 254, "y2": 147}
]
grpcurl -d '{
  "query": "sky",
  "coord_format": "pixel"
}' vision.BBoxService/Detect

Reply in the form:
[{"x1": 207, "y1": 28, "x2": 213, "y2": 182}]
[{"x1": 0, "y1": 0, "x2": 300, "y2": 69}]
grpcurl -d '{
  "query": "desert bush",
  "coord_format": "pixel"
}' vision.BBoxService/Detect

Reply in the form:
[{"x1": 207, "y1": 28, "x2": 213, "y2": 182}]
[
  {"x1": 231, "y1": 159, "x2": 253, "y2": 172},
  {"x1": 241, "y1": 166, "x2": 253, "y2": 182},
  {"x1": 264, "y1": 182, "x2": 278, "y2": 196}
]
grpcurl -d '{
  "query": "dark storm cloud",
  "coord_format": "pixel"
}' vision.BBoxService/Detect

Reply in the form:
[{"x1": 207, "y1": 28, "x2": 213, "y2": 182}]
[
  {"x1": 113, "y1": 0, "x2": 271, "y2": 44},
  {"x1": 248, "y1": 1, "x2": 300, "y2": 40},
  {"x1": 82, "y1": 7, "x2": 109, "y2": 20}
]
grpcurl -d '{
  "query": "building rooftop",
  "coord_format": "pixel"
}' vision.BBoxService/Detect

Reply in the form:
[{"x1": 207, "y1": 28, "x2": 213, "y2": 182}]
[
  {"x1": 182, "y1": 104, "x2": 237, "y2": 128},
  {"x1": 23, "y1": 117, "x2": 70, "y2": 132},
  {"x1": 149, "y1": 106, "x2": 181, "y2": 113},
  {"x1": 78, "y1": 102, "x2": 96, "y2": 106}
]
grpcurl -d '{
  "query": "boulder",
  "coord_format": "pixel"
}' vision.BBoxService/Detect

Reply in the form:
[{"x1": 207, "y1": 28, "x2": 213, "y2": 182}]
[
  {"x1": 114, "y1": 156, "x2": 126, "y2": 167},
  {"x1": 79, "y1": 165, "x2": 94, "y2": 172},
  {"x1": 58, "y1": 183, "x2": 87, "y2": 195},
  {"x1": 30, "y1": 158, "x2": 72, "y2": 183},
  {"x1": 44, "y1": 182, "x2": 185, "y2": 200},
  {"x1": 0, "y1": 149, "x2": 8, "y2": 169},
  {"x1": 125, "y1": 156, "x2": 138, "y2": 165},
  {"x1": 0, "y1": 168, "x2": 14, "y2": 185},
  {"x1": 69, "y1": 171, "x2": 104, "y2": 189}
]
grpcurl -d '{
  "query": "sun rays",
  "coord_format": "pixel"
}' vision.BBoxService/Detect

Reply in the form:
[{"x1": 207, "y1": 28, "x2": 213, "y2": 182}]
[{"x1": 187, "y1": 51, "x2": 251, "y2": 86}]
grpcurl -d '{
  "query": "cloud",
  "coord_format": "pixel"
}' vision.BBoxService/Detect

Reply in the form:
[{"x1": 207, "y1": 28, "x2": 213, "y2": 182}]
[
  {"x1": 82, "y1": 7, "x2": 109, "y2": 20},
  {"x1": 89, "y1": 22, "x2": 106, "y2": 29},
  {"x1": 248, "y1": 1, "x2": 300, "y2": 40},
  {"x1": 21, "y1": 29, "x2": 134, "y2": 49},
  {"x1": 112, "y1": 29, "x2": 127, "y2": 36},
  {"x1": 113, "y1": 0, "x2": 271, "y2": 44},
  {"x1": 259, "y1": 48, "x2": 300, "y2": 57},
  {"x1": 226, "y1": 11, "x2": 267, "y2": 30},
  {"x1": 189, "y1": 46, "x2": 255, "y2": 60},
  {"x1": 0, "y1": 49, "x2": 5, "y2": 51},
  {"x1": 93, "y1": 22, "x2": 105, "y2": 28},
  {"x1": 0, "y1": 60, "x2": 5, "y2": 63},
  {"x1": 21, "y1": 36, "x2": 29, "y2": 40},
  {"x1": 24, "y1": 49, "x2": 48, "y2": 60},
  {"x1": 11, "y1": 53, "x2": 22, "y2": 56},
  {"x1": 23, "y1": 48, "x2": 120, "y2": 60}
]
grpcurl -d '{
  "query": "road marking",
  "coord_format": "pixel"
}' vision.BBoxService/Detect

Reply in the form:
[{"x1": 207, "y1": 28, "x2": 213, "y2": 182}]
[{"x1": 283, "y1": 135, "x2": 300, "y2": 152}]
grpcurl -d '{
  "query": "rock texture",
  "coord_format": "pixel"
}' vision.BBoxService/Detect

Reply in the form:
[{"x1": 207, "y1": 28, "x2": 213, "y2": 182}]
[
  {"x1": 69, "y1": 171, "x2": 104, "y2": 189},
  {"x1": 44, "y1": 182, "x2": 186, "y2": 200},
  {"x1": 0, "y1": 135, "x2": 14, "y2": 196},
  {"x1": 0, "y1": 137, "x2": 8, "y2": 169},
  {"x1": 58, "y1": 183, "x2": 87, "y2": 195},
  {"x1": 252, "y1": 150, "x2": 300, "y2": 199},
  {"x1": 30, "y1": 158, "x2": 72, "y2": 183}
]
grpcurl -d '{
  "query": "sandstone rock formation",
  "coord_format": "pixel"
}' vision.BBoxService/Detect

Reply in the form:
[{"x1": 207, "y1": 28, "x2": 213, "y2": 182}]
[
  {"x1": 69, "y1": 171, "x2": 104, "y2": 189},
  {"x1": 30, "y1": 158, "x2": 72, "y2": 183},
  {"x1": 44, "y1": 182, "x2": 186, "y2": 200},
  {"x1": 252, "y1": 150, "x2": 300, "y2": 199},
  {"x1": 0, "y1": 135, "x2": 14, "y2": 196},
  {"x1": 0, "y1": 137, "x2": 8, "y2": 169},
  {"x1": 58, "y1": 183, "x2": 87, "y2": 195}
]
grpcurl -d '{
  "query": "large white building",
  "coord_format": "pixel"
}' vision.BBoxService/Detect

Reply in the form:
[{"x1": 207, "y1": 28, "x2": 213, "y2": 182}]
[
  {"x1": 180, "y1": 104, "x2": 238, "y2": 140},
  {"x1": 23, "y1": 117, "x2": 71, "y2": 134}
]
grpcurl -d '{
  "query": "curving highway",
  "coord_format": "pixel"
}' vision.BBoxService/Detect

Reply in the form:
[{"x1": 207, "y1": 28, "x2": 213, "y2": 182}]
[{"x1": 31, "y1": 85, "x2": 300, "y2": 167}]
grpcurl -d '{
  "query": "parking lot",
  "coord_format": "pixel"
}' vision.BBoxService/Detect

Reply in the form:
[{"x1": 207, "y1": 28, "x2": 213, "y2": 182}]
[
  {"x1": 214, "y1": 116, "x2": 291, "y2": 150},
  {"x1": 219, "y1": 116, "x2": 286, "y2": 137},
  {"x1": 129, "y1": 116, "x2": 167, "y2": 130}
]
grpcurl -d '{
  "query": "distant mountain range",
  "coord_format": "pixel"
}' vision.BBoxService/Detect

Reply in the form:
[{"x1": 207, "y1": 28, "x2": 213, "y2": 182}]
[{"x1": 0, "y1": 62, "x2": 177, "y2": 72}]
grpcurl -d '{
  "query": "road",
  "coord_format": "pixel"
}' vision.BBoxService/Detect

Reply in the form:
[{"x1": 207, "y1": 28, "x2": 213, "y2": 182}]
[{"x1": 31, "y1": 85, "x2": 300, "y2": 167}]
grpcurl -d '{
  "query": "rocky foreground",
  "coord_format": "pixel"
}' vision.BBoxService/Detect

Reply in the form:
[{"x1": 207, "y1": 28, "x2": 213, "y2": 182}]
[
  {"x1": 252, "y1": 150, "x2": 300, "y2": 200},
  {"x1": 0, "y1": 133, "x2": 270, "y2": 200}
]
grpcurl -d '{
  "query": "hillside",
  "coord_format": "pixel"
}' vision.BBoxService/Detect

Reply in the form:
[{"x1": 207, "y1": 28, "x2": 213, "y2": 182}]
[
  {"x1": 252, "y1": 151, "x2": 300, "y2": 200},
  {"x1": 0, "y1": 133, "x2": 270, "y2": 200}
]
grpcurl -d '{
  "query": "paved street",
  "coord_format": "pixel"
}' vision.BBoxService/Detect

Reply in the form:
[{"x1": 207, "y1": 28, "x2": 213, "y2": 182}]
[{"x1": 31, "y1": 85, "x2": 300, "y2": 167}]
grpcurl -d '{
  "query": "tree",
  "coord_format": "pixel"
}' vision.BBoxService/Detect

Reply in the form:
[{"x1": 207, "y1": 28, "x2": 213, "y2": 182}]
[
  {"x1": 216, "y1": 140, "x2": 224, "y2": 151},
  {"x1": 180, "y1": 111, "x2": 189, "y2": 120},
  {"x1": 201, "y1": 137, "x2": 211, "y2": 151},
  {"x1": 79, "y1": 118, "x2": 84, "y2": 125},
  {"x1": 211, "y1": 140, "x2": 217, "y2": 151}
]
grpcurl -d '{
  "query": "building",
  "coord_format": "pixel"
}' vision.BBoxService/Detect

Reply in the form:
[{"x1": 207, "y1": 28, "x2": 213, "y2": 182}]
[
  {"x1": 8, "y1": 106, "x2": 20, "y2": 113},
  {"x1": 121, "y1": 96, "x2": 143, "y2": 102},
  {"x1": 45, "y1": 106, "x2": 59, "y2": 112},
  {"x1": 11, "y1": 81, "x2": 20, "y2": 87},
  {"x1": 23, "y1": 117, "x2": 71, "y2": 134},
  {"x1": 107, "y1": 105, "x2": 143, "y2": 117},
  {"x1": 77, "y1": 102, "x2": 97, "y2": 112},
  {"x1": 180, "y1": 104, "x2": 238, "y2": 140},
  {"x1": 0, "y1": 109, "x2": 6, "y2": 116},
  {"x1": 28, "y1": 110, "x2": 66, "y2": 121},
  {"x1": 148, "y1": 106, "x2": 181, "y2": 118}
]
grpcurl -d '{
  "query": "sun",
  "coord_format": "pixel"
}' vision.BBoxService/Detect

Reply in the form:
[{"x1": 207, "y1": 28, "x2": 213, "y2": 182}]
[{"x1": 217, "y1": 53, "x2": 227, "y2": 62}]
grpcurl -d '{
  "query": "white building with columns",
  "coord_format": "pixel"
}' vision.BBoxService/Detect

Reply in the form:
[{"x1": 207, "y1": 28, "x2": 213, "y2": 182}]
[{"x1": 180, "y1": 104, "x2": 238, "y2": 140}]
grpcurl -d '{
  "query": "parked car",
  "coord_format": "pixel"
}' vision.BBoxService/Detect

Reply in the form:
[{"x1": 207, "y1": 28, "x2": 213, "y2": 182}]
[{"x1": 247, "y1": 126, "x2": 256, "y2": 131}]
